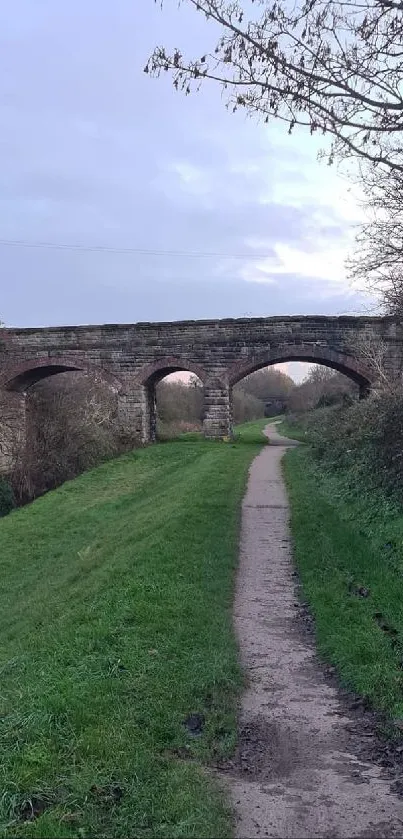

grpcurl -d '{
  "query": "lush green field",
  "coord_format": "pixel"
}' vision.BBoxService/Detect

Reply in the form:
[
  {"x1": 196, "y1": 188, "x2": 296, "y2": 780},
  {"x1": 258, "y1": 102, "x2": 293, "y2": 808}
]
[
  {"x1": 284, "y1": 446, "x2": 403, "y2": 723},
  {"x1": 0, "y1": 438, "x2": 263, "y2": 838}
]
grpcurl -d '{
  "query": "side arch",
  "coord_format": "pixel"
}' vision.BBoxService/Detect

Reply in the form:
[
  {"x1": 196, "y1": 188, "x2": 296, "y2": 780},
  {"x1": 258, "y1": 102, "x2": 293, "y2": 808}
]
[
  {"x1": 0, "y1": 356, "x2": 124, "y2": 393},
  {"x1": 137, "y1": 356, "x2": 207, "y2": 386},
  {"x1": 227, "y1": 343, "x2": 373, "y2": 391}
]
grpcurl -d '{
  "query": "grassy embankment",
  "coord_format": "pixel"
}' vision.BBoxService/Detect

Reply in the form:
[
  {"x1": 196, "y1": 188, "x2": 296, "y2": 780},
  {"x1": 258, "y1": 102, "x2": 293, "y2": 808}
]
[
  {"x1": 276, "y1": 416, "x2": 307, "y2": 442},
  {"x1": 0, "y1": 433, "x2": 265, "y2": 839},
  {"x1": 232, "y1": 417, "x2": 269, "y2": 443},
  {"x1": 284, "y1": 439, "x2": 403, "y2": 724}
]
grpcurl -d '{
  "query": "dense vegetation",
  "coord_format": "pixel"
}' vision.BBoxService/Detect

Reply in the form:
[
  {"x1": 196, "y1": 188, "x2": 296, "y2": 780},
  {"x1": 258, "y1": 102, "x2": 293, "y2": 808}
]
[
  {"x1": 283, "y1": 381, "x2": 403, "y2": 724},
  {"x1": 285, "y1": 444, "x2": 403, "y2": 721},
  {"x1": 285, "y1": 389, "x2": 403, "y2": 501},
  {"x1": 7, "y1": 373, "x2": 128, "y2": 505}
]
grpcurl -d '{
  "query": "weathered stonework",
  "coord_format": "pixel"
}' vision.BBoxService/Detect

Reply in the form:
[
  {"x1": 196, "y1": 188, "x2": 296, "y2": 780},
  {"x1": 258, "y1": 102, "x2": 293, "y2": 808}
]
[{"x1": 0, "y1": 315, "x2": 401, "y2": 469}]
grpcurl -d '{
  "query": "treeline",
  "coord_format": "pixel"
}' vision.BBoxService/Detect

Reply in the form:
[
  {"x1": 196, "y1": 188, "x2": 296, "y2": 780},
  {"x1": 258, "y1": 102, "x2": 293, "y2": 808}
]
[
  {"x1": 287, "y1": 366, "x2": 358, "y2": 412},
  {"x1": 157, "y1": 367, "x2": 294, "y2": 436},
  {"x1": 285, "y1": 362, "x2": 403, "y2": 503}
]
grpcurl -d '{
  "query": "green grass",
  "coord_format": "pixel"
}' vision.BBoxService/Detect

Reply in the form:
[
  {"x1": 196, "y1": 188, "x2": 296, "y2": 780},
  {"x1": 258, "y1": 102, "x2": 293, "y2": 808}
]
[
  {"x1": 164, "y1": 430, "x2": 203, "y2": 443},
  {"x1": 233, "y1": 418, "x2": 270, "y2": 444},
  {"x1": 156, "y1": 422, "x2": 203, "y2": 442},
  {"x1": 276, "y1": 416, "x2": 307, "y2": 442},
  {"x1": 0, "y1": 439, "x2": 264, "y2": 838},
  {"x1": 158, "y1": 418, "x2": 271, "y2": 446},
  {"x1": 284, "y1": 446, "x2": 403, "y2": 723}
]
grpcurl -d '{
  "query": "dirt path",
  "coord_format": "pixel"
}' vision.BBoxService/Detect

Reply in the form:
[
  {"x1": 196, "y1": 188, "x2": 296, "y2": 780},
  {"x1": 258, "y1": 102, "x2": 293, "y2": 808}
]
[{"x1": 228, "y1": 423, "x2": 403, "y2": 838}]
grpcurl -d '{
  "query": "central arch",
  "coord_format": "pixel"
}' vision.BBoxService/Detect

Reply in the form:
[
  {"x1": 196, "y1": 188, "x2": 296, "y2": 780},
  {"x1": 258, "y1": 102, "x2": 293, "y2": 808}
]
[
  {"x1": 227, "y1": 343, "x2": 373, "y2": 396},
  {"x1": 137, "y1": 356, "x2": 207, "y2": 387},
  {"x1": 136, "y1": 356, "x2": 207, "y2": 442}
]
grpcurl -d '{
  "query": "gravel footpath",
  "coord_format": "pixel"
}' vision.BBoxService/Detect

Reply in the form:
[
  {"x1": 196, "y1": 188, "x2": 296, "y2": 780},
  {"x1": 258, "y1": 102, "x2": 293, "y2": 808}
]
[{"x1": 227, "y1": 423, "x2": 403, "y2": 839}]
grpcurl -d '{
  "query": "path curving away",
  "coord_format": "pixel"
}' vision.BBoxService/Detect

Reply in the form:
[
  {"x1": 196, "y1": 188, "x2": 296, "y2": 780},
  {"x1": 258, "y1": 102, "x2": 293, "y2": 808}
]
[{"x1": 227, "y1": 423, "x2": 403, "y2": 838}]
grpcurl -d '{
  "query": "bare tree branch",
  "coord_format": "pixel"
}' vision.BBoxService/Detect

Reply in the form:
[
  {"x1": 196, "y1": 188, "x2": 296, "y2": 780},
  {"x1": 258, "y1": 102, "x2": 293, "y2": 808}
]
[
  {"x1": 348, "y1": 166, "x2": 403, "y2": 316},
  {"x1": 148, "y1": 0, "x2": 403, "y2": 171}
]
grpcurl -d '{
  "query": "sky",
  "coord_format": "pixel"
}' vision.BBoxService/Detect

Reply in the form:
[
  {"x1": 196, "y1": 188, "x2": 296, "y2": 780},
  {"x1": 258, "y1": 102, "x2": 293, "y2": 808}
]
[{"x1": 0, "y1": 1, "x2": 376, "y2": 379}]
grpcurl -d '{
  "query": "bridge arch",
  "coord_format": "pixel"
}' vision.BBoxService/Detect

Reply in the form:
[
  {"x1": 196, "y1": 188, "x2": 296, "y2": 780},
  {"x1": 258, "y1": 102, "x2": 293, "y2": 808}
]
[
  {"x1": 0, "y1": 357, "x2": 125, "y2": 474},
  {"x1": 137, "y1": 356, "x2": 207, "y2": 386},
  {"x1": 136, "y1": 356, "x2": 206, "y2": 442},
  {"x1": 0, "y1": 356, "x2": 124, "y2": 393},
  {"x1": 227, "y1": 343, "x2": 373, "y2": 395}
]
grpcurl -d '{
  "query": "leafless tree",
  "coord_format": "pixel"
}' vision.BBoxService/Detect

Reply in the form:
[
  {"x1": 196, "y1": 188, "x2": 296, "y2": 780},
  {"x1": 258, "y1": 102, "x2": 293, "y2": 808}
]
[
  {"x1": 2, "y1": 372, "x2": 128, "y2": 503},
  {"x1": 354, "y1": 330, "x2": 397, "y2": 387},
  {"x1": 237, "y1": 366, "x2": 294, "y2": 400},
  {"x1": 148, "y1": 0, "x2": 403, "y2": 172},
  {"x1": 157, "y1": 378, "x2": 204, "y2": 428},
  {"x1": 232, "y1": 387, "x2": 264, "y2": 421},
  {"x1": 288, "y1": 364, "x2": 357, "y2": 411},
  {"x1": 348, "y1": 167, "x2": 403, "y2": 314}
]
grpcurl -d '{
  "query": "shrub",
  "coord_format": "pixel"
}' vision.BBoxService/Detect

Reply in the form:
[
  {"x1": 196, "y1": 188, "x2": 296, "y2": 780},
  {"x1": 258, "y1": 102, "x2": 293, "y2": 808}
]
[
  {"x1": 232, "y1": 388, "x2": 264, "y2": 423},
  {"x1": 297, "y1": 389, "x2": 403, "y2": 500},
  {"x1": 8, "y1": 372, "x2": 134, "y2": 505},
  {"x1": 156, "y1": 378, "x2": 266, "y2": 427},
  {"x1": 157, "y1": 379, "x2": 204, "y2": 425},
  {"x1": 0, "y1": 478, "x2": 15, "y2": 517}
]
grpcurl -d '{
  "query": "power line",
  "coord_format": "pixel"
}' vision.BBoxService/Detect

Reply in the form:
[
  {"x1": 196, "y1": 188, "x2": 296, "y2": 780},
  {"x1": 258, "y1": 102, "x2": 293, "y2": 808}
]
[
  {"x1": 0, "y1": 238, "x2": 273, "y2": 260},
  {"x1": 0, "y1": 236, "x2": 368, "y2": 318}
]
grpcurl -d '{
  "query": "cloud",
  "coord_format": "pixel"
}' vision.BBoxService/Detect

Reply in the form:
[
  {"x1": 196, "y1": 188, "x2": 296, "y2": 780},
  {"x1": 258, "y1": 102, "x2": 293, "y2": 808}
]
[{"x1": 0, "y1": 0, "x2": 374, "y2": 329}]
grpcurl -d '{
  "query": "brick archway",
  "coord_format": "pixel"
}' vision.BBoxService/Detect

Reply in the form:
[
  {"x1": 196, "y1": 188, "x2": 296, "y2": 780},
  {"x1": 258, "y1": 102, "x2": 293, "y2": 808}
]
[
  {"x1": 137, "y1": 356, "x2": 207, "y2": 386},
  {"x1": 227, "y1": 343, "x2": 373, "y2": 391},
  {"x1": 1, "y1": 356, "x2": 124, "y2": 393},
  {"x1": 136, "y1": 356, "x2": 207, "y2": 443}
]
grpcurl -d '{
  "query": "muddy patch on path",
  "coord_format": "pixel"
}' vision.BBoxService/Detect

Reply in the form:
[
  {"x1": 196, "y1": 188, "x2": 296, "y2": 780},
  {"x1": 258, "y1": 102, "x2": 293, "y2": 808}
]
[{"x1": 220, "y1": 715, "x2": 307, "y2": 782}]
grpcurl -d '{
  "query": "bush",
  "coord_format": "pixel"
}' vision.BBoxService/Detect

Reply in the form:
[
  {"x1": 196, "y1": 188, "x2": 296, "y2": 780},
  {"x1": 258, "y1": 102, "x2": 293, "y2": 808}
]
[
  {"x1": 232, "y1": 388, "x2": 264, "y2": 423},
  {"x1": 0, "y1": 478, "x2": 15, "y2": 517},
  {"x1": 156, "y1": 378, "x2": 265, "y2": 428},
  {"x1": 288, "y1": 366, "x2": 358, "y2": 413},
  {"x1": 8, "y1": 372, "x2": 132, "y2": 505},
  {"x1": 316, "y1": 390, "x2": 355, "y2": 408},
  {"x1": 296, "y1": 389, "x2": 403, "y2": 500},
  {"x1": 157, "y1": 379, "x2": 204, "y2": 425},
  {"x1": 157, "y1": 419, "x2": 203, "y2": 440}
]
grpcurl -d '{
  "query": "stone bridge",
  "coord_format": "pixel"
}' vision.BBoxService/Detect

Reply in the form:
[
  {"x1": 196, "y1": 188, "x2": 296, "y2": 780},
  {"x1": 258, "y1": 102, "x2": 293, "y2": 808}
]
[{"x1": 0, "y1": 315, "x2": 401, "y2": 467}]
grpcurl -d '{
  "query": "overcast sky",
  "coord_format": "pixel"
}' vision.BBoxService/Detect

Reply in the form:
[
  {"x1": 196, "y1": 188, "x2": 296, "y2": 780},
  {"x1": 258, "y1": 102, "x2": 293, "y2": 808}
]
[{"x1": 1, "y1": 0, "x2": 375, "y2": 349}]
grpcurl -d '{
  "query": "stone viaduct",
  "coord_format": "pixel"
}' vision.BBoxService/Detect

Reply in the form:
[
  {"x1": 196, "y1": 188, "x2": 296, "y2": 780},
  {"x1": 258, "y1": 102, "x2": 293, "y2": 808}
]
[{"x1": 0, "y1": 315, "x2": 401, "y2": 467}]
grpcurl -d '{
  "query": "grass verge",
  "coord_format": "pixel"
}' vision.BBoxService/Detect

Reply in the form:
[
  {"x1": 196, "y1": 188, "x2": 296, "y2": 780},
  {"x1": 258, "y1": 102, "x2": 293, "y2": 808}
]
[
  {"x1": 0, "y1": 438, "x2": 263, "y2": 838},
  {"x1": 158, "y1": 418, "x2": 271, "y2": 446},
  {"x1": 276, "y1": 416, "x2": 307, "y2": 442},
  {"x1": 284, "y1": 446, "x2": 403, "y2": 723},
  {"x1": 233, "y1": 418, "x2": 270, "y2": 444}
]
